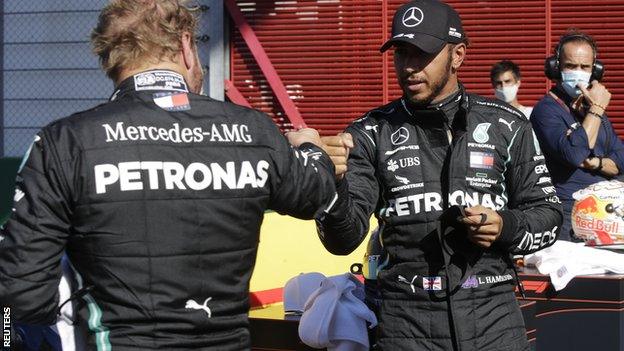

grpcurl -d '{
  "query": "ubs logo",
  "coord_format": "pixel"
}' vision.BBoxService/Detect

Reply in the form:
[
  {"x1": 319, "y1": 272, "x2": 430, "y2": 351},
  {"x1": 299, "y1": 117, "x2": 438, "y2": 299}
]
[
  {"x1": 402, "y1": 7, "x2": 424, "y2": 27},
  {"x1": 387, "y1": 157, "x2": 420, "y2": 172}
]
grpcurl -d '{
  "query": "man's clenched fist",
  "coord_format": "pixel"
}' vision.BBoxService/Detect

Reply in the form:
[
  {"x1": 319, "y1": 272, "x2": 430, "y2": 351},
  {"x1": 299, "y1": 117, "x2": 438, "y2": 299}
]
[{"x1": 320, "y1": 133, "x2": 354, "y2": 180}]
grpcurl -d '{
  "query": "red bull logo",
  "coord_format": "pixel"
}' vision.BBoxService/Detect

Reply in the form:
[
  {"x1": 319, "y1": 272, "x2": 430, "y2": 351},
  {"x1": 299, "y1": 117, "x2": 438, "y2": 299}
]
[
  {"x1": 574, "y1": 217, "x2": 619, "y2": 233},
  {"x1": 574, "y1": 195, "x2": 598, "y2": 214}
]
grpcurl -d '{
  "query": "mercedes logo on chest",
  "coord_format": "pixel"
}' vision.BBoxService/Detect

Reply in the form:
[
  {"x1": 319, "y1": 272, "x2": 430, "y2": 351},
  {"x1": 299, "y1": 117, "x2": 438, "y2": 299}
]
[
  {"x1": 402, "y1": 7, "x2": 424, "y2": 27},
  {"x1": 391, "y1": 127, "x2": 410, "y2": 145}
]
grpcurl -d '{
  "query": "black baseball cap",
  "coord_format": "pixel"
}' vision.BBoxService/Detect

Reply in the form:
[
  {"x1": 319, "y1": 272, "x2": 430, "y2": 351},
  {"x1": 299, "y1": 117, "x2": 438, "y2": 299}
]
[{"x1": 380, "y1": 0, "x2": 465, "y2": 54}]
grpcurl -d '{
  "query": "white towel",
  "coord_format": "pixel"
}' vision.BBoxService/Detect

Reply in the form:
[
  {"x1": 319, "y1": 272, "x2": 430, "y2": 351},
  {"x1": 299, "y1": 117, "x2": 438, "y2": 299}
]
[{"x1": 524, "y1": 241, "x2": 624, "y2": 290}]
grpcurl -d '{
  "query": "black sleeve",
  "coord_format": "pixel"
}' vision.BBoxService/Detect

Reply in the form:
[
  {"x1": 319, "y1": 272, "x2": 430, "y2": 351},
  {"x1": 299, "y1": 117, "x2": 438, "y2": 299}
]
[
  {"x1": 0, "y1": 129, "x2": 72, "y2": 324},
  {"x1": 267, "y1": 125, "x2": 337, "y2": 220},
  {"x1": 495, "y1": 123, "x2": 563, "y2": 254},
  {"x1": 316, "y1": 125, "x2": 379, "y2": 255}
]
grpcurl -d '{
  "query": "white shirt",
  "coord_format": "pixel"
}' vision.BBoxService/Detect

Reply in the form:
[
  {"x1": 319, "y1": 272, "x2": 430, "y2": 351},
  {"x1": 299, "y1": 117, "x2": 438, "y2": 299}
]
[{"x1": 519, "y1": 105, "x2": 533, "y2": 118}]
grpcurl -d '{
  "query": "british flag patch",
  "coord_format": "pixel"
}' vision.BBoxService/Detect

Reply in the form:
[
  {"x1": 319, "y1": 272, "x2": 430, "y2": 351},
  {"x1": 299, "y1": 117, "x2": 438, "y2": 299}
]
[{"x1": 422, "y1": 276, "x2": 442, "y2": 291}]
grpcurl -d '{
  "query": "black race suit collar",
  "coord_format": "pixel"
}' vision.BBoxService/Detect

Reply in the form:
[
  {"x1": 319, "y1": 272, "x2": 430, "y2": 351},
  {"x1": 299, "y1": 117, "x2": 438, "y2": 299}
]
[
  {"x1": 110, "y1": 69, "x2": 189, "y2": 101},
  {"x1": 400, "y1": 84, "x2": 465, "y2": 127}
]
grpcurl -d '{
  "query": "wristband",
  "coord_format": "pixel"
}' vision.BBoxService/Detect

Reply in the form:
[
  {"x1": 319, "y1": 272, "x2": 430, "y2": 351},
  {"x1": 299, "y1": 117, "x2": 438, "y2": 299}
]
[
  {"x1": 596, "y1": 156, "x2": 603, "y2": 171},
  {"x1": 587, "y1": 110, "x2": 602, "y2": 119},
  {"x1": 592, "y1": 102, "x2": 607, "y2": 111}
]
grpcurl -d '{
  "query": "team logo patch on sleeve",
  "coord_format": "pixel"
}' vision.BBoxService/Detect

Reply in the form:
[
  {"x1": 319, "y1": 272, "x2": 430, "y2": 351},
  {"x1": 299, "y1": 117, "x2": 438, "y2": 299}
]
[{"x1": 153, "y1": 92, "x2": 191, "y2": 111}]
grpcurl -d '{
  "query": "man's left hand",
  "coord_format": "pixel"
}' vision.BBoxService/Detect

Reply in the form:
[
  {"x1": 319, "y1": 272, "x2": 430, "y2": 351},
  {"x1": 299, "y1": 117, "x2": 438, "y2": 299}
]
[{"x1": 459, "y1": 205, "x2": 503, "y2": 248}]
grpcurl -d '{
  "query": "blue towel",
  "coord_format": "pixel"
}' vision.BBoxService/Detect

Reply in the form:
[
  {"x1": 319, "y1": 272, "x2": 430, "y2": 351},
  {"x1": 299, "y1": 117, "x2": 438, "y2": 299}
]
[
  {"x1": 298, "y1": 273, "x2": 377, "y2": 351},
  {"x1": 283, "y1": 272, "x2": 326, "y2": 315}
]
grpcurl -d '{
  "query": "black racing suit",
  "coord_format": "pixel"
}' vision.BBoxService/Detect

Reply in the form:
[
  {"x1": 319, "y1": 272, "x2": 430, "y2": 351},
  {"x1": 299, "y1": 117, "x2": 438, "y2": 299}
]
[
  {"x1": 0, "y1": 70, "x2": 337, "y2": 350},
  {"x1": 317, "y1": 86, "x2": 562, "y2": 351}
]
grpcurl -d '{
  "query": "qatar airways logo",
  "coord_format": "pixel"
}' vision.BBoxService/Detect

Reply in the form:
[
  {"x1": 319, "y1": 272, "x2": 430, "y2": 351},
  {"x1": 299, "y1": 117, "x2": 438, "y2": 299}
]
[{"x1": 94, "y1": 160, "x2": 269, "y2": 194}]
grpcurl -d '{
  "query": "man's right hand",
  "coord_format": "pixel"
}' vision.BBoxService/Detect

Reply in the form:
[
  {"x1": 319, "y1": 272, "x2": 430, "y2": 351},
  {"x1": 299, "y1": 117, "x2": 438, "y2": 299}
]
[
  {"x1": 579, "y1": 80, "x2": 611, "y2": 113},
  {"x1": 320, "y1": 133, "x2": 354, "y2": 180},
  {"x1": 285, "y1": 128, "x2": 323, "y2": 148}
]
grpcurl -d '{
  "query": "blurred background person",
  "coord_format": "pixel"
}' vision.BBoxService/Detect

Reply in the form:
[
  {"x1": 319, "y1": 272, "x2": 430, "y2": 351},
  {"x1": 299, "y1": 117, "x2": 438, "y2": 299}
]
[{"x1": 490, "y1": 60, "x2": 533, "y2": 117}]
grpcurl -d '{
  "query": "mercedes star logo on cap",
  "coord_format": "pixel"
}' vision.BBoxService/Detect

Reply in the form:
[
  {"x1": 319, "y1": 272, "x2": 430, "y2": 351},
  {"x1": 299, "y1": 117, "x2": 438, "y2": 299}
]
[{"x1": 402, "y1": 7, "x2": 424, "y2": 27}]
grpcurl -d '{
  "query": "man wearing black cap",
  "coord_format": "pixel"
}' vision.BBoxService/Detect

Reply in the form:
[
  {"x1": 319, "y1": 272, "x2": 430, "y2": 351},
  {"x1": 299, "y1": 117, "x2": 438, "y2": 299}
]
[{"x1": 317, "y1": 1, "x2": 562, "y2": 350}]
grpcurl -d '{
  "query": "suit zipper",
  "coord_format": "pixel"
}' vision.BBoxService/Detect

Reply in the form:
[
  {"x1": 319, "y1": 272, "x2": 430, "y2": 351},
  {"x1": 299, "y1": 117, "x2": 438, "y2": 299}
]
[{"x1": 445, "y1": 125, "x2": 453, "y2": 144}]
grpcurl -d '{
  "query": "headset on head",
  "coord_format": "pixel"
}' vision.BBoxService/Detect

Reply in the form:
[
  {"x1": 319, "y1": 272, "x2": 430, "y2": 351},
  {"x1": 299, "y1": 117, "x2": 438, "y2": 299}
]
[{"x1": 544, "y1": 33, "x2": 604, "y2": 82}]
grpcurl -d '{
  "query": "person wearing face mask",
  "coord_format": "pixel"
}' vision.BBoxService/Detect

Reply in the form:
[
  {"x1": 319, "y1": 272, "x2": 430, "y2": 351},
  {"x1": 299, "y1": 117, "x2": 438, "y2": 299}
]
[
  {"x1": 531, "y1": 30, "x2": 624, "y2": 242},
  {"x1": 490, "y1": 60, "x2": 533, "y2": 118}
]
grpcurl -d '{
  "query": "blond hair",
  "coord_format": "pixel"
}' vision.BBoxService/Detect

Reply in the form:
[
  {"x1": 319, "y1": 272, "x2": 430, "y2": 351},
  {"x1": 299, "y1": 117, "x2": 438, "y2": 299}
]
[{"x1": 91, "y1": 0, "x2": 198, "y2": 81}]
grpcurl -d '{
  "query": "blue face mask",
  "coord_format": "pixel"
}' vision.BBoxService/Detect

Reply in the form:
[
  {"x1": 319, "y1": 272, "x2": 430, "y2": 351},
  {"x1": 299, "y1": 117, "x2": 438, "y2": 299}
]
[{"x1": 560, "y1": 70, "x2": 591, "y2": 98}]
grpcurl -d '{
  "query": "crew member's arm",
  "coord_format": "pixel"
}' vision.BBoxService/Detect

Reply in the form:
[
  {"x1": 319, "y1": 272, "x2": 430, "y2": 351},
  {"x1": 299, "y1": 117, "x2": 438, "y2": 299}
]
[
  {"x1": 267, "y1": 126, "x2": 338, "y2": 221},
  {"x1": 599, "y1": 157, "x2": 621, "y2": 177},
  {"x1": 578, "y1": 80, "x2": 620, "y2": 175},
  {"x1": 582, "y1": 155, "x2": 620, "y2": 177},
  {"x1": 531, "y1": 101, "x2": 590, "y2": 168},
  {"x1": 581, "y1": 116, "x2": 624, "y2": 177},
  {"x1": 463, "y1": 124, "x2": 562, "y2": 254},
  {"x1": 315, "y1": 126, "x2": 379, "y2": 255},
  {"x1": 602, "y1": 118, "x2": 624, "y2": 176},
  {"x1": 0, "y1": 130, "x2": 72, "y2": 324},
  {"x1": 579, "y1": 81, "x2": 611, "y2": 150}
]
